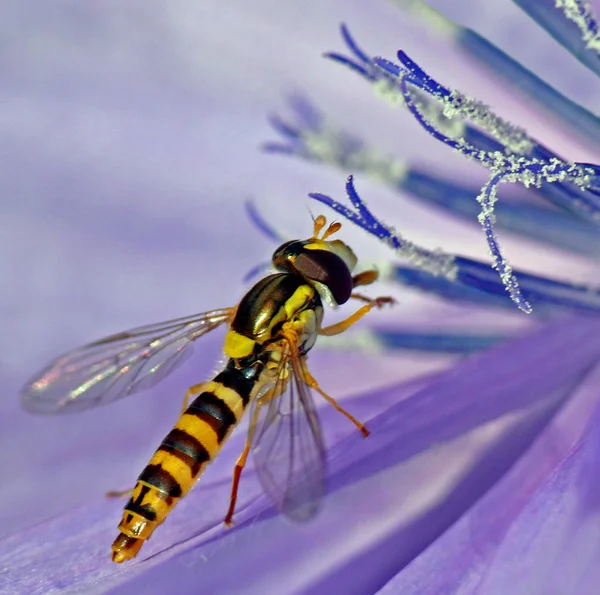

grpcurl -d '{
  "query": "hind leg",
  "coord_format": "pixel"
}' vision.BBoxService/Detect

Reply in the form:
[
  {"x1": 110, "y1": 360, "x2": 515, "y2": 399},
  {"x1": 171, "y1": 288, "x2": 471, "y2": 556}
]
[
  {"x1": 106, "y1": 488, "x2": 133, "y2": 498},
  {"x1": 180, "y1": 382, "x2": 208, "y2": 415},
  {"x1": 224, "y1": 438, "x2": 252, "y2": 526}
]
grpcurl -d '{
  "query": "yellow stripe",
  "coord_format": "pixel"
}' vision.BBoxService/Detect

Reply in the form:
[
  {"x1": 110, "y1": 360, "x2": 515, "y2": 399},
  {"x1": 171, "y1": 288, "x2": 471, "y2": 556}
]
[
  {"x1": 303, "y1": 241, "x2": 326, "y2": 251},
  {"x1": 175, "y1": 413, "x2": 220, "y2": 458},
  {"x1": 118, "y1": 510, "x2": 154, "y2": 539},
  {"x1": 184, "y1": 382, "x2": 206, "y2": 399},
  {"x1": 224, "y1": 330, "x2": 256, "y2": 358},
  {"x1": 129, "y1": 484, "x2": 172, "y2": 522},
  {"x1": 283, "y1": 284, "x2": 314, "y2": 319},
  {"x1": 147, "y1": 449, "x2": 195, "y2": 490}
]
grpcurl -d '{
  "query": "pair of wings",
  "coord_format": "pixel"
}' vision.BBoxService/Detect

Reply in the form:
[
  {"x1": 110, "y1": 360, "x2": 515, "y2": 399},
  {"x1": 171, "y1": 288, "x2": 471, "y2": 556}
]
[{"x1": 21, "y1": 307, "x2": 326, "y2": 521}]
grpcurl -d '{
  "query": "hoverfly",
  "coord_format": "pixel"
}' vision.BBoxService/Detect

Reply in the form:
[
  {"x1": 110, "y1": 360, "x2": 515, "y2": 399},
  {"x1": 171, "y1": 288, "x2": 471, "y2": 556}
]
[{"x1": 21, "y1": 215, "x2": 393, "y2": 563}]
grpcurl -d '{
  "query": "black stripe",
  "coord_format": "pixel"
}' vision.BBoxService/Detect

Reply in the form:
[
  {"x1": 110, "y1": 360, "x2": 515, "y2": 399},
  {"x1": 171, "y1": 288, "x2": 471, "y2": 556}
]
[
  {"x1": 125, "y1": 499, "x2": 157, "y2": 522},
  {"x1": 188, "y1": 392, "x2": 237, "y2": 442},
  {"x1": 159, "y1": 443, "x2": 205, "y2": 477},
  {"x1": 133, "y1": 484, "x2": 152, "y2": 505},
  {"x1": 162, "y1": 429, "x2": 210, "y2": 465},
  {"x1": 138, "y1": 464, "x2": 182, "y2": 498},
  {"x1": 213, "y1": 366, "x2": 257, "y2": 405}
]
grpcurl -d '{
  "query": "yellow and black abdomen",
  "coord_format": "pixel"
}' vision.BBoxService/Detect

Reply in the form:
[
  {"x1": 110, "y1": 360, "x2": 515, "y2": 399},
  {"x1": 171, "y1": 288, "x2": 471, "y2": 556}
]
[
  {"x1": 111, "y1": 357, "x2": 265, "y2": 562},
  {"x1": 112, "y1": 272, "x2": 323, "y2": 562}
]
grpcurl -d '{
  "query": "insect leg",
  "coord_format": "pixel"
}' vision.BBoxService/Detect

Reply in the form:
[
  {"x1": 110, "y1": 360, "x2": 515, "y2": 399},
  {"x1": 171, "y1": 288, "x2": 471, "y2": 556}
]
[
  {"x1": 222, "y1": 385, "x2": 275, "y2": 526},
  {"x1": 224, "y1": 438, "x2": 252, "y2": 526},
  {"x1": 299, "y1": 359, "x2": 369, "y2": 438},
  {"x1": 180, "y1": 382, "x2": 207, "y2": 415},
  {"x1": 348, "y1": 292, "x2": 377, "y2": 304},
  {"x1": 281, "y1": 324, "x2": 369, "y2": 438},
  {"x1": 318, "y1": 295, "x2": 395, "y2": 337},
  {"x1": 106, "y1": 488, "x2": 133, "y2": 498}
]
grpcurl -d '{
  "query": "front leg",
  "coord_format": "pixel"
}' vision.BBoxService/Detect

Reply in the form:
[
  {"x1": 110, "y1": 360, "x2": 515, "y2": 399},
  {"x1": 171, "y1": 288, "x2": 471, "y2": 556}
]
[{"x1": 319, "y1": 294, "x2": 395, "y2": 337}]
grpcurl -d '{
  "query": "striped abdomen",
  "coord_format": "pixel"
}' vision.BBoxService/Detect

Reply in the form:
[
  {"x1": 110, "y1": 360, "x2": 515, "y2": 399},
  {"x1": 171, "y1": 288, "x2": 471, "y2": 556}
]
[{"x1": 111, "y1": 357, "x2": 264, "y2": 563}]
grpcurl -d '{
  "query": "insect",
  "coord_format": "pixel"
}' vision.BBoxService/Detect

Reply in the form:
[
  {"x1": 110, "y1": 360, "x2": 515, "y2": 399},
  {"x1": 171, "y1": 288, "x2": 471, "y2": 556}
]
[{"x1": 21, "y1": 215, "x2": 393, "y2": 563}]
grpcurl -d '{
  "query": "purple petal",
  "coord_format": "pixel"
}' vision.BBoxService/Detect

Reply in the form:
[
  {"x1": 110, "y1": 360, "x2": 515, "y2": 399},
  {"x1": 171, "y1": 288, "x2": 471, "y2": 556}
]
[
  {"x1": 3, "y1": 315, "x2": 600, "y2": 594},
  {"x1": 378, "y1": 333, "x2": 600, "y2": 594},
  {"x1": 5, "y1": 2, "x2": 600, "y2": 594}
]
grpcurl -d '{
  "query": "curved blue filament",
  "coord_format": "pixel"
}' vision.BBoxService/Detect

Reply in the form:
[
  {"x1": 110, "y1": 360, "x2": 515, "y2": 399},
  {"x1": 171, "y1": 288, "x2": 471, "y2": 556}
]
[
  {"x1": 244, "y1": 200, "x2": 285, "y2": 243},
  {"x1": 453, "y1": 256, "x2": 600, "y2": 313},
  {"x1": 393, "y1": 259, "x2": 600, "y2": 314},
  {"x1": 266, "y1": 24, "x2": 600, "y2": 313},
  {"x1": 310, "y1": 177, "x2": 600, "y2": 314},
  {"x1": 243, "y1": 261, "x2": 272, "y2": 284},
  {"x1": 266, "y1": 95, "x2": 600, "y2": 255},
  {"x1": 401, "y1": 169, "x2": 600, "y2": 257},
  {"x1": 392, "y1": 266, "x2": 517, "y2": 310},
  {"x1": 457, "y1": 28, "x2": 600, "y2": 146},
  {"x1": 324, "y1": 52, "x2": 373, "y2": 80},
  {"x1": 386, "y1": 1, "x2": 600, "y2": 146},
  {"x1": 395, "y1": 74, "x2": 530, "y2": 312},
  {"x1": 329, "y1": 26, "x2": 600, "y2": 221},
  {"x1": 267, "y1": 115, "x2": 301, "y2": 140},
  {"x1": 481, "y1": 172, "x2": 532, "y2": 313}
]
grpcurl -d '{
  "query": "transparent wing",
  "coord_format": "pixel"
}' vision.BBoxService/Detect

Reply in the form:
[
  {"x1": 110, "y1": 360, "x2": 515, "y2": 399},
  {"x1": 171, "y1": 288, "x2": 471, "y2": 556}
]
[
  {"x1": 250, "y1": 347, "x2": 326, "y2": 521},
  {"x1": 21, "y1": 307, "x2": 234, "y2": 414}
]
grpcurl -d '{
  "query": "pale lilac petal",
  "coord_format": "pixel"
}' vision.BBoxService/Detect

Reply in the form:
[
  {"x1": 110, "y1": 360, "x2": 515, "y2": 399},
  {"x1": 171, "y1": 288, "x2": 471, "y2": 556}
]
[
  {"x1": 0, "y1": 0, "x2": 497, "y2": 543},
  {"x1": 4, "y1": 1, "x2": 600, "y2": 594},
  {"x1": 2, "y1": 316, "x2": 599, "y2": 594},
  {"x1": 476, "y1": 399, "x2": 600, "y2": 594},
  {"x1": 381, "y1": 347, "x2": 600, "y2": 595}
]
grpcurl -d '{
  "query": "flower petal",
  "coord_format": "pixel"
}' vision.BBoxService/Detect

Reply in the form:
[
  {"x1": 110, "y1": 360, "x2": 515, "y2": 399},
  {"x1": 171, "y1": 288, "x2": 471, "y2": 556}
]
[
  {"x1": 3, "y1": 315, "x2": 599, "y2": 594},
  {"x1": 378, "y1": 331, "x2": 600, "y2": 594}
]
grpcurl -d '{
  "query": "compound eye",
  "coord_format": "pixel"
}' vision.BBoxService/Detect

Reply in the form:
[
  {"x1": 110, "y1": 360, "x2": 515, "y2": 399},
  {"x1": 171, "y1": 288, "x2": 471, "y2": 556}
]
[{"x1": 294, "y1": 249, "x2": 353, "y2": 305}]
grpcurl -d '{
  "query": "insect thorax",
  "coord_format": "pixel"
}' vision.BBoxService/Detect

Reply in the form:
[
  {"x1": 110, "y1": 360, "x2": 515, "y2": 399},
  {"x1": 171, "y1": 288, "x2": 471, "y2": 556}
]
[{"x1": 224, "y1": 273, "x2": 323, "y2": 360}]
